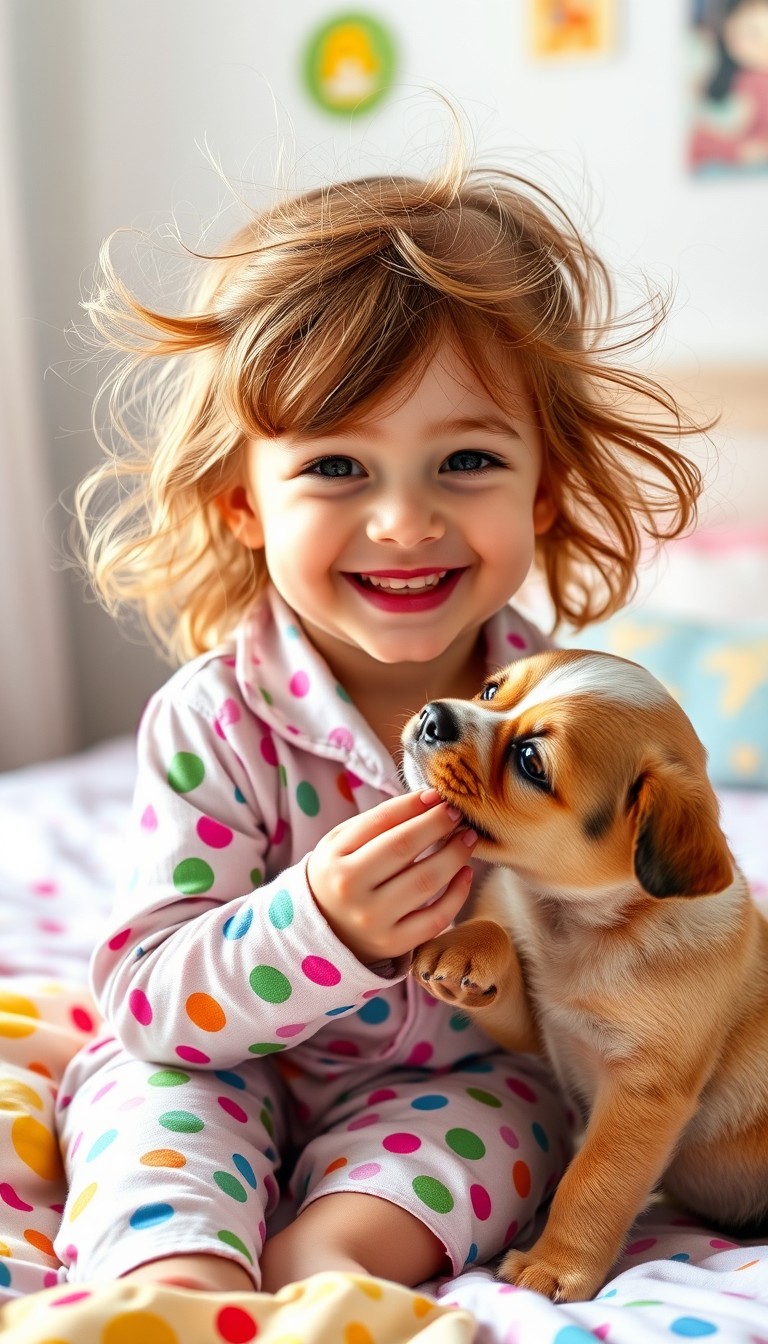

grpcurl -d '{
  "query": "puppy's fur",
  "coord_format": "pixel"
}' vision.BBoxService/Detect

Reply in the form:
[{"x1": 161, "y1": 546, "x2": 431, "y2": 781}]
[{"x1": 402, "y1": 649, "x2": 768, "y2": 1302}]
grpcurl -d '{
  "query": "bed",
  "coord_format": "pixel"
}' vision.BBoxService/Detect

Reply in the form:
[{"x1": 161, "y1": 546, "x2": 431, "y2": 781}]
[{"x1": 1, "y1": 400, "x2": 767, "y2": 1342}]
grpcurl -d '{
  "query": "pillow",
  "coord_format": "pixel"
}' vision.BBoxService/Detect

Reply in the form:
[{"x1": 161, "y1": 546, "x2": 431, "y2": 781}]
[{"x1": 568, "y1": 612, "x2": 768, "y2": 789}]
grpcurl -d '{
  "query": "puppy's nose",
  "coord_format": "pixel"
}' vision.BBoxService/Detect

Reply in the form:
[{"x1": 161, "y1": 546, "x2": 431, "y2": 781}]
[{"x1": 417, "y1": 702, "x2": 459, "y2": 744}]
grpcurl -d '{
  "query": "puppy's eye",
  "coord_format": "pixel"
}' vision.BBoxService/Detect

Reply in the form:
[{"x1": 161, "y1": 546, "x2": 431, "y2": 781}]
[
  {"x1": 481, "y1": 683, "x2": 498, "y2": 701},
  {"x1": 516, "y1": 742, "x2": 549, "y2": 790}
]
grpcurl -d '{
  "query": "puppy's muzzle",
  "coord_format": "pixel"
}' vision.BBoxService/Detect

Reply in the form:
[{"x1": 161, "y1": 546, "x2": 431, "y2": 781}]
[{"x1": 416, "y1": 702, "x2": 460, "y2": 745}]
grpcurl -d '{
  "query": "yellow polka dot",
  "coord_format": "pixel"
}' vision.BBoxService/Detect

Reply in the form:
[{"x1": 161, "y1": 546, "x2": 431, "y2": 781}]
[
  {"x1": 101, "y1": 1311, "x2": 180, "y2": 1344},
  {"x1": 0, "y1": 992, "x2": 39, "y2": 1018},
  {"x1": 276, "y1": 1283, "x2": 307, "y2": 1304},
  {"x1": 345, "y1": 1324, "x2": 374, "y2": 1344},
  {"x1": 0, "y1": 993, "x2": 40, "y2": 1038},
  {"x1": 0, "y1": 1239, "x2": 11, "y2": 1255},
  {"x1": 69, "y1": 1182, "x2": 97, "y2": 1221},
  {"x1": 0, "y1": 1079, "x2": 45, "y2": 1112},
  {"x1": 353, "y1": 1277, "x2": 384, "y2": 1300},
  {"x1": 302, "y1": 1279, "x2": 338, "y2": 1304},
  {"x1": 185, "y1": 992, "x2": 226, "y2": 1032},
  {"x1": 412, "y1": 1295, "x2": 434, "y2": 1317},
  {"x1": 11, "y1": 1115, "x2": 64, "y2": 1181}
]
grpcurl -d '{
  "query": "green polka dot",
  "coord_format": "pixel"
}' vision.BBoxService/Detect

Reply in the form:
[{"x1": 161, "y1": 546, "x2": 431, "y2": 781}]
[
  {"x1": 278, "y1": 765, "x2": 288, "y2": 787},
  {"x1": 173, "y1": 857, "x2": 215, "y2": 895},
  {"x1": 249, "y1": 965, "x2": 292, "y2": 1004},
  {"x1": 446, "y1": 1127, "x2": 486, "y2": 1159},
  {"x1": 217, "y1": 1229, "x2": 253, "y2": 1264},
  {"x1": 412, "y1": 1175, "x2": 454, "y2": 1214},
  {"x1": 259, "y1": 687, "x2": 273, "y2": 705},
  {"x1": 260, "y1": 1106, "x2": 274, "y2": 1137},
  {"x1": 268, "y1": 889, "x2": 294, "y2": 930},
  {"x1": 466, "y1": 1087, "x2": 502, "y2": 1108},
  {"x1": 296, "y1": 780, "x2": 320, "y2": 817},
  {"x1": 213, "y1": 1171, "x2": 248, "y2": 1202},
  {"x1": 250, "y1": 868, "x2": 263, "y2": 887},
  {"x1": 248, "y1": 1041, "x2": 286, "y2": 1055},
  {"x1": 335, "y1": 684, "x2": 352, "y2": 703},
  {"x1": 158, "y1": 1110, "x2": 204, "y2": 1133},
  {"x1": 147, "y1": 1070, "x2": 191, "y2": 1088},
  {"x1": 450, "y1": 1012, "x2": 471, "y2": 1031},
  {"x1": 168, "y1": 752, "x2": 205, "y2": 793}
]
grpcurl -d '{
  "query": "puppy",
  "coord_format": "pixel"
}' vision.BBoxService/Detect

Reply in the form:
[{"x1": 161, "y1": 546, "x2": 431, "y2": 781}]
[{"x1": 402, "y1": 648, "x2": 768, "y2": 1303}]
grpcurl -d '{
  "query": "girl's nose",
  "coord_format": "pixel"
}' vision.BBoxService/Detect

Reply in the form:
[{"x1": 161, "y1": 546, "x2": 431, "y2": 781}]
[{"x1": 365, "y1": 491, "x2": 445, "y2": 547}]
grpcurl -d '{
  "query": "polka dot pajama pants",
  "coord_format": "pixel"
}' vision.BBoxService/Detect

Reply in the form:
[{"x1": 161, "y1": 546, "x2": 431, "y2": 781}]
[{"x1": 55, "y1": 1038, "x2": 571, "y2": 1286}]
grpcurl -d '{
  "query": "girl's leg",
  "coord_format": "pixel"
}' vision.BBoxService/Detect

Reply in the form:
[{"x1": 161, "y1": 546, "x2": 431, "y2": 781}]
[
  {"x1": 260, "y1": 1192, "x2": 450, "y2": 1291},
  {"x1": 55, "y1": 1036, "x2": 286, "y2": 1288}
]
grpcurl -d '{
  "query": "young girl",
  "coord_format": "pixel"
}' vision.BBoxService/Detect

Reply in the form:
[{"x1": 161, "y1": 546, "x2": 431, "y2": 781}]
[{"x1": 55, "y1": 154, "x2": 703, "y2": 1295}]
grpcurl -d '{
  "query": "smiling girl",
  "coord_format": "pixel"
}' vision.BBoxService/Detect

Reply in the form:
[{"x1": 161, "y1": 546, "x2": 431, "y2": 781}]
[{"x1": 56, "y1": 157, "x2": 703, "y2": 1294}]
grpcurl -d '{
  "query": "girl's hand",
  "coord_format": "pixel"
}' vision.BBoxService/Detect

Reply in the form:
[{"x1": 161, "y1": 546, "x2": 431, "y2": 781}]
[{"x1": 306, "y1": 789, "x2": 477, "y2": 966}]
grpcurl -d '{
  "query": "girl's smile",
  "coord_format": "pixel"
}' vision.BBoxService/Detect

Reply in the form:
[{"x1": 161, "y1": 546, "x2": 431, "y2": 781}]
[{"x1": 344, "y1": 566, "x2": 465, "y2": 610}]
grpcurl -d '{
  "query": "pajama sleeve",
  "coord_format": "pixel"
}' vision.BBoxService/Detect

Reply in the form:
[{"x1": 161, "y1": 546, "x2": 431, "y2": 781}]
[{"x1": 90, "y1": 671, "x2": 406, "y2": 1068}]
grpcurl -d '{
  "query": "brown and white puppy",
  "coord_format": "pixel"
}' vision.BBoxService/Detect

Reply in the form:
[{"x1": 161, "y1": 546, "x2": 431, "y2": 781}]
[{"x1": 402, "y1": 648, "x2": 768, "y2": 1303}]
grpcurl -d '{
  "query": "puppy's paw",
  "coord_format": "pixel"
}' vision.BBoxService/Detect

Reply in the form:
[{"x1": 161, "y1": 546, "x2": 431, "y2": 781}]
[
  {"x1": 497, "y1": 1247, "x2": 602, "y2": 1303},
  {"x1": 411, "y1": 921, "x2": 510, "y2": 1009}
]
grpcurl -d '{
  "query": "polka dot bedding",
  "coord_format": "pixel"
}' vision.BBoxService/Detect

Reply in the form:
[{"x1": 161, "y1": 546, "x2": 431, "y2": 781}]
[{"x1": 1, "y1": 601, "x2": 767, "y2": 1341}]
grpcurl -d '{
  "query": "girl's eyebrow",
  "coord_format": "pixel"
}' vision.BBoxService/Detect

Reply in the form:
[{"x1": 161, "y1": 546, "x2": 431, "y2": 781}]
[{"x1": 290, "y1": 414, "x2": 523, "y2": 445}]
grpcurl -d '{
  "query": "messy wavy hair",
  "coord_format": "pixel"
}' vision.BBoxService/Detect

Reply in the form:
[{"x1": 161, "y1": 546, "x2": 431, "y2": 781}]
[{"x1": 74, "y1": 154, "x2": 707, "y2": 664}]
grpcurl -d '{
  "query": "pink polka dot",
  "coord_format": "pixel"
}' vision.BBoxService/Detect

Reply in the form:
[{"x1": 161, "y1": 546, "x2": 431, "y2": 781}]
[
  {"x1": 260, "y1": 735, "x2": 278, "y2": 766},
  {"x1": 128, "y1": 989, "x2": 152, "y2": 1026},
  {"x1": 217, "y1": 1096, "x2": 248, "y2": 1123},
  {"x1": 504, "y1": 1219, "x2": 519, "y2": 1243},
  {"x1": 710, "y1": 1237, "x2": 739, "y2": 1249},
  {"x1": 43, "y1": 1271, "x2": 59, "y2": 1289},
  {"x1": 506, "y1": 1076, "x2": 538, "y2": 1103},
  {"x1": 383, "y1": 1132, "x2": 422, "y2": 1154},
  {"x1": 625, "y1": 1237, "x2": 657, "y2": 1255},
  {"x1": 0, "y1": 1183, "x2": 33, "y2": 1212},
  {"x1": 506, "y1": 633, "x2": 527, "y2": 649},
  {"x1": 31, "y1": 879, "x2": 58, "y2": 896},
  {"x1": 471, "y1": 1184, "x2": 492, "y2": 1220},
  {"x1": 108, "y1": 928, "x2": 132, "y2": 951},
  {"x1": 52, "y1": 1292, "x2": 92, "y2": 1308},
  {"x1": 328, "y1": 726, "x2": 354, "y2": 751},
  {"x1": 271, "y1": 818, "x2": 289, "y2": 845},
  {"x1": 368, "y1": 1088, "x2": 397, "y2": 1104},
  {"x1": 70, "y1": 1006, "x2": 95, "y2": 1033},
  {"x1": 37, "y1": 918, "x2": 65, "y2": 934},
  {"x1": 405, "y1": 1041, "x2": 433, "y2": 1066},
  {"x1": 275, "y1": 1023, "x2": 306, "y2": 1038},
  {"x1": 349, "y1": 1162, "x2": 382, "y2": 1180},
  {"x1": 289, "y1": 671, "x2": 310, "y2": 697},
  {"x1": 327, "y1": 1038, "x2": 360, "y2": 1056},
  {"x1": 301, "y1": 955, "x2": 341, "y2": 987},
  {"x1": 69, "y1": 1133, "x2": 82, "y2": 1159},
  {"x1": 217, "y1": 698, "x2": 241, "y2": 729},
  {"x1": 119, "y1": 1096, "x2": 146, "y2": 1111},
  {"x1": 87, "y1": 1036, "x2": 114, "y2": 1055},
  {"x1": 196, "y1": 816, "x2": 233, "y2": 848},
  {"x1": 499, "y1": 1125, "x2": 520, "y2": 1149},
  {"x1": 362, "y1": 988, "x2": 382, "y2": 999},
  {"x1": 140, "y1": 805, "x2": 158, "y2": 831},
  {"x1": 176, "y1": 1045, "x2": 211, "y2": 1064},
  {"x1": 348, "y1": 1113, "x2": 380, "y2": 1130},
  {"x1": 346, "y1": 770, "x2": 363, "y2": 789},
  {"x1": 91, "y1": 1081, "x2": 116, "y2": 1103}
]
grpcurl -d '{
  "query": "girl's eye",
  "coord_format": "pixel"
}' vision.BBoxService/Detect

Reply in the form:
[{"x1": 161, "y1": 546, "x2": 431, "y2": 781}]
[
  {"x1": 305, "y1": 456, "x2": 363, "y2": 479},
  {"x1": 441, "y1": 450, "x2": 500, "y2": 474},
  {"x1": 516, "y1": 742, "x2": 550, "y2": 791}
]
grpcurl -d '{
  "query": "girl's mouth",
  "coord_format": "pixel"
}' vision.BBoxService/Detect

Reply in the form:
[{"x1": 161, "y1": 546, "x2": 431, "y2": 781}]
[{"x1": 344, "y1": 568, "x2": 465, "y2": 611}]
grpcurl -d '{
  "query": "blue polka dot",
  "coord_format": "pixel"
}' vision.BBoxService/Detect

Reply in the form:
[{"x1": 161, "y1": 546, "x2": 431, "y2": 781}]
[
  {"x1": 357, "y1": 997, "x2": 391, "y2": 1025},
  {"x1": 129, "y1": 1202, "x2": 175, "y2": 1229},
  {"x1": 597, "y1": 1288, "x2": 617, "y2": 1299},
  {"x1": 459, "y1": 1056, "x2": 493, "y2": 1072},
  {"x1": 0, "y1": 1261, "x2": 10, "y2": 1289},
  {"x1": 411, "y1": 1094, "x2": 449, "y2": 1111},
  {"x1": 268, "y1": 889, "x2": 293, "y2": 929},
  {"x1": 326, "y1": 1005, "x2": 355, "y2": 1016},
  {"x1": 670, "y1": 1319, "x2": 718, "y2": 1338},
  {"x1": 449, "y1": 1012, "x2": 471, "y2": 1031},
  {"x1": 223, "y1": 907, "x2": 253, "y2": 939},
  {"x1": 233, "y1": 1153, "x2": 258, "y2": 1189},
  {"x1": 234, "y1": 786, "x2": 246, "y2": 803},
  {"x1": 532, "y1": 1122, "x2": 549, "y2": 1151},
  {"x1": 465, "y1": 1242, "x2": 478, "y2": 1264},
  {"x1": 553, "y1": 1328, "x2": 600, "y2": 1344},
  {"x1": 286, "y1": 624, "x2": 301, "y2": 639},
  {"x1": 671, "y1": 1252, "x2": 691, "y2": 1261},
  {"x1": 86, "y1": 1128, "x2": 119, "y2": 1162},
  {"x1": 214, "y1": 1070, "x2": 246, "y2": 1090}
]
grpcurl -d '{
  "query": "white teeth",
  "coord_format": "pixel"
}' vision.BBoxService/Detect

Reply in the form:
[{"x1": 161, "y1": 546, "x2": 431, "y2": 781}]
[{"x1": 362, "y1": 571, "x2": 447, "y2": 592}]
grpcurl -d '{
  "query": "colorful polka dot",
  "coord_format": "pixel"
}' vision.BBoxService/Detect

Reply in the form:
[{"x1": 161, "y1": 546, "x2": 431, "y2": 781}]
[
  {"x1": 512, "y1": 1160, "x2": 532, "y2": 1197},
  {"x1": 506, "y1": 1076, "x2": 538, "y2": 1102},
  {"x1": 186, "y1": 992, "x2": 226, "y2": 1031},
  {"x1": 173, "y1": 857, "x2": 214, "y2": 894},
  {"x1": 213, "y1": 1171, "x2": 248, "y2": 1202},
  {"x1": 140, "y1": 1149, "x2": 186, "y2": 1168},
  {"x1": 197, "y1": 817, "x2": 234, "y2": 848},
  {"x1": 128, "y1": 989, "x2": 153, "y2": 1026},
  {"x1": 102, "y1": 1310, "x2": 180, "y2": 1344},
  {"x1": 158, "y1": 1110, "x2": 204, "y2": 1134},
  {"x1": 250, "y1": 964, "x2": 292, "y2": 1003},
  {"x1": 411, "y1": 1094, "x2": 448, "y2": 1110},
  {"x1": 168, "y1": 752, "x2": 205, "y2": 793},
  {"x1": 216, "y1": 1304, "x2": 259, "y2": 1343},
  {"x1": 296, "y1": 780, "x2": 320, "y2": 816},
  {"x1": 148, "y1": 1069, "x2": 190, "y2": 1087},
  {"x1": 223, "y1": 907, "x2": 253, "y2": 939},
  {"x1": 260, "y1": 734, "x2": 279, "y2": 766},
  {"x1": 669, "y1": 1319, "x2": 718, "y2": 1338},
  {"x1": 289, "y1": 670, "x2": 310, "y2": 697},
  {"x1": 466, "y1": 1087, "x2": 501, "y2": 1107},
  {"x1": 470, "y1": 1183, "x2": 492, "y2": 1220},
  {"x1": 532, "y1": 1121, "x2": 549, "y2": 1151},
  {"x1": 446, "y1": 1128, "x2": 486, "y2": 1159},
  {"x1": 350, "y1": 1162, "x2": 382, "y2": 1180},
  {"x1": 268, "y1": 889, "x2": 294, "y2": 929},
  {"x1": 217, "y1": 1229, "x2": 253, "y2": 1264},
  {"x1": 301, "y1": 955, "x2": 341, "y2": 987},
  {"x1": 85, "y1": 1129, "x2": 118, "y2": 1162},
  {"x1": 413, "y1": 1175, "x2": 454, "y2": 1214},
  {"x1": 233, "y1": 1154, "x2": 258, "y2": 1188},
  {"x1": 11, "y1": 1115, "x2": 64, "y2": 1180},
  {"x1": 129, "y1": 1201, "x2": 175, "y2": 1229},
  {"x1": 382, "y1": 1132, "x2": 422, "y2": 1153}
]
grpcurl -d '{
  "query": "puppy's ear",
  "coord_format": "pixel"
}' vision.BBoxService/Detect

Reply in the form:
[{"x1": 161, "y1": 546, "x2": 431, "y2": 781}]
[{"x1": 631, "y1": 764, "x2": 733, "y2": 898}]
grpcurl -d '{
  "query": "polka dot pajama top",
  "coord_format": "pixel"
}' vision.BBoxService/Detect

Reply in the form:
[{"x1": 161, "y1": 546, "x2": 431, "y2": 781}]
[{"x1": 55, "y1": 586, "x2": 572, "y2": 1285}]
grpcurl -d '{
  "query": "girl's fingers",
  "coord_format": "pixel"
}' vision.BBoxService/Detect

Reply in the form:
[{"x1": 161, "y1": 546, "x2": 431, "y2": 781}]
[
  {"x1": 333, "y1": 788, "x2": 447, "y2": 854},
  {"x1": 395, "y1": 865, "x2": 474, "y2": 953},
  {"x1": 375, "y1": 828, "x2": 478, "y2": 921},
  {"x1": 346, "y1": 800, "x2": 467, "y2": 889}
]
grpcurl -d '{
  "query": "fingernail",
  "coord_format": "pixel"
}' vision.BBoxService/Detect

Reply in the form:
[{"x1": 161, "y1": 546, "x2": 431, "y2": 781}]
[
  {"x1": 461, "y1": 829, "x2": 478, "y2": 847},
  {"x1": 446, "y1": 805, "x2": 462, "y2": 821},
  {"x1": 419, "y1": 788, "x2": 441, "y2": 805}
]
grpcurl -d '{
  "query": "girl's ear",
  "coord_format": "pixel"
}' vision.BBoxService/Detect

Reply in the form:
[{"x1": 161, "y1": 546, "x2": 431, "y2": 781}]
[
  {"x1": 215, "y1": 484, "x2": 264, "y2": 549},
  {"x1": 533, "y1": 483, "x2": 557, "y2": 536}
]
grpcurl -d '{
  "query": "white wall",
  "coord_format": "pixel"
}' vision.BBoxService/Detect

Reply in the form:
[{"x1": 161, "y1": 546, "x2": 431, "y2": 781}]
[{"x1": 7, "y1": 0, "x2": 768, "y2": 752}]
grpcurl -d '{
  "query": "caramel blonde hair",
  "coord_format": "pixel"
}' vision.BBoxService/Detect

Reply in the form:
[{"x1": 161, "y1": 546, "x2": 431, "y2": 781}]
[{"x1": 75, "y1": 155, "x2": 706, "y2": 664}]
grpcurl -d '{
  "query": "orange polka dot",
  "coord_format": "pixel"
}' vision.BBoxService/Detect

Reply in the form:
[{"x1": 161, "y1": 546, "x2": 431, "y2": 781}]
[
  {"x1": 139, "y1": 1149, "x2": 187, "y2": 1168},
  {"x1": 354, "y1": 1278, "x2": 384, "y2": 1300},
  {"x1": 23, "y1": 1228, "x2": 57, "y2": 1258},
  {"x1": 12, "y1": 1115, "x2": 64, "y2": 1181},
  {"x1": 413, "y1": 1296, "x2": 434, "y2": 1317},
  {"x1": 512, "y1": 1159, "x2": 531, "y2": 1198},
  {"x1": 102, "y1": 1311, "x2": 179, "y2": 1344},
  {"x1": 185, "y1": 992, "x2": 226, "y2": 1032},
  {"x1": 736, "y1": 1258, "x2": 759, "y2": 1270},
  {"x1": 337, "y1": 771, "x2": 354, "y2": 804},
  {"x1": 323, "y1": 1156, "x2": 348, "y2": 1175},
  {"x1": 345, "y1": 1324, "x2": 373, "y2": 1344},
  {"x1": 28, "y1": 1062, "x2": 54, "y2": 1079}
]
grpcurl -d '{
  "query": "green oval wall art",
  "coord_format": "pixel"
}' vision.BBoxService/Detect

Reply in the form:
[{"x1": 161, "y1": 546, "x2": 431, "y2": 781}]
[{"x1": 302, "y1": 12, "x2": 398, "y2": 116}]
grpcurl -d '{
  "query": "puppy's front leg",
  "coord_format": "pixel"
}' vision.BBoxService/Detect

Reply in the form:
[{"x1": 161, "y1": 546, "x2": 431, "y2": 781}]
[
  {"x1": 499, "y1": 1071, "x2": 700, "y2": 1301},
  {"x1": 411, "y1": 920, "x2": 541, "y2": 1054}
]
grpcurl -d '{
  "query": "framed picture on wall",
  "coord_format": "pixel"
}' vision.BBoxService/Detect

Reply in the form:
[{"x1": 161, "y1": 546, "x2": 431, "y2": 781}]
[
  {"x1": 528, "y1": 0, "x2": 617, "y2": 59},
  {"x1": 688, "y1": 0, "x2": 768, "y2": 173}
]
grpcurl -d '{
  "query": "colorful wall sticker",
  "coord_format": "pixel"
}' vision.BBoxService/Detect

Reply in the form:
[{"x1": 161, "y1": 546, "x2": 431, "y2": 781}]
[{"x1": 302, "y1": 12, "x2": 398, "y2": 116}]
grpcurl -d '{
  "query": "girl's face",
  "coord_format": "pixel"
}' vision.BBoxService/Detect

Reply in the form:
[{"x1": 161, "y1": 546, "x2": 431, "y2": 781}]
[
  {"x1": 724, "y1": 1, "x2": 768, "y2": 71},
  {"x1": 219, "y1": 339, "x2": 554, "y2": 682}
]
